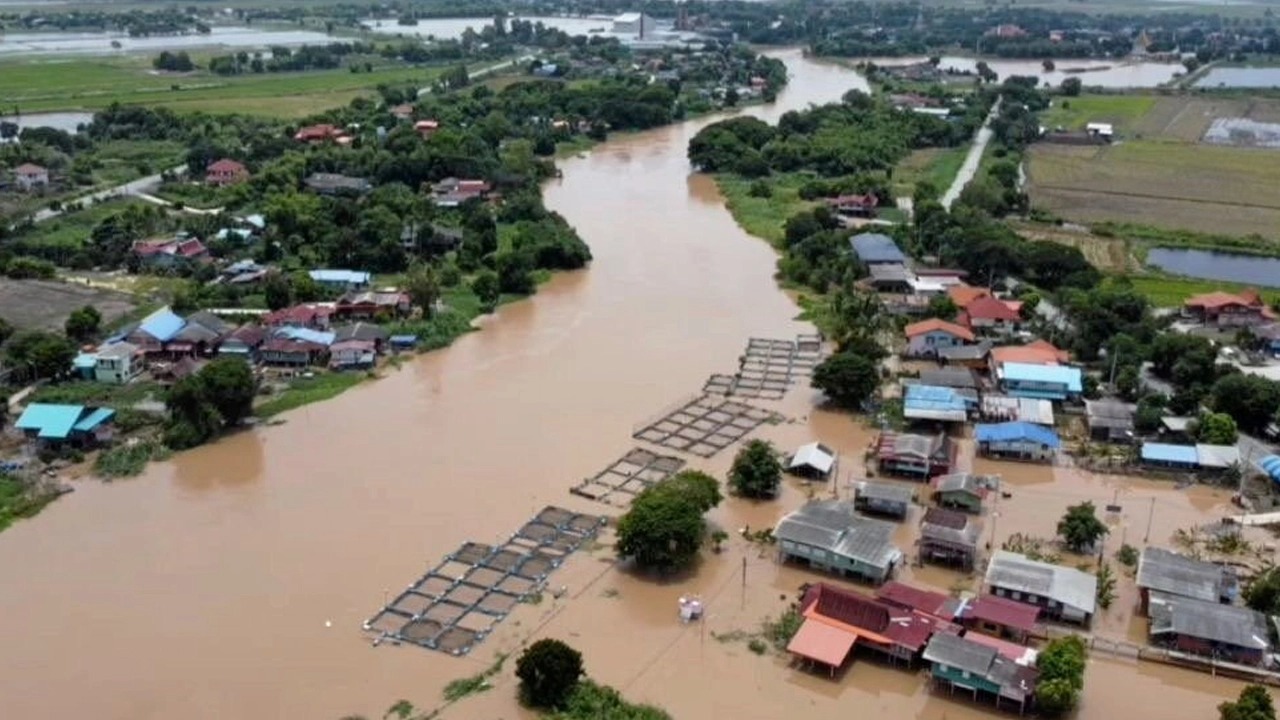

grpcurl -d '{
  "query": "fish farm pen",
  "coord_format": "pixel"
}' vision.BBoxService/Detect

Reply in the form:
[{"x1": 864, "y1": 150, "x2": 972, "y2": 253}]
[
  {"x1": 570, "y1": 447, "x2": 686, "y2": 507},
  {"x1": 363, "y1": 505, "x2": 605, "y2": 656},
  {"x1": 632, "y1": 393, "x2": 780, "y2": 458},
  {"x1": 703, "y1": 334, "x2": 825, "y2": 399}
]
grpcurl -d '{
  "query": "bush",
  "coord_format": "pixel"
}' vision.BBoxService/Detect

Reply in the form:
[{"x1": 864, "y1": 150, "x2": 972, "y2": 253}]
[
  {"x1": 516, "y1": 639, "x2": 583, "y2": 709},
  {"x1": 728, "y1": 439, "x2": 782, "y2": 499},
  {"x1": 615, "y1": 471, "x2": 721, "y2": 573}
]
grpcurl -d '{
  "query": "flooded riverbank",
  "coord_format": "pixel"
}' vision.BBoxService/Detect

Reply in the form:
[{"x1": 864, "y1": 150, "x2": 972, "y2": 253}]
[{"x1": 0, "y1": 50, "x2": 1254, "y2": 719}]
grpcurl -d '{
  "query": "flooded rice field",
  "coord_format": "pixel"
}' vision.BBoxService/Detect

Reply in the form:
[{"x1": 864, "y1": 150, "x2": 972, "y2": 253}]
[{"x1": 0, "y1": 50, "x2": 1259, "y2": 719}]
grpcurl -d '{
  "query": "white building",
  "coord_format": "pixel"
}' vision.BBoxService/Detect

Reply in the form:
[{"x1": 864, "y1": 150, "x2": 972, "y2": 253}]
[{"x1": 613, "y1": 12, "x2": 657, "y2": 36}]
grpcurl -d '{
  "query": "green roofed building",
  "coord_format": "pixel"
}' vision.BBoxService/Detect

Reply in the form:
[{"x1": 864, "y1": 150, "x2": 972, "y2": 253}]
[{"x1": 13, "y1": 403, "x2": 115, "y2": 447}]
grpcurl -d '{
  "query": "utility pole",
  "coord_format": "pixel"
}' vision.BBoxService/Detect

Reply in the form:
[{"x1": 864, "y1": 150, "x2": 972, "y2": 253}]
[
  {"x1": 1144, "y1": 497, "x2": 1155, "y2": 543},
  {"x1": 741, "y1": 556, "x2": 747, "y2": 610}
]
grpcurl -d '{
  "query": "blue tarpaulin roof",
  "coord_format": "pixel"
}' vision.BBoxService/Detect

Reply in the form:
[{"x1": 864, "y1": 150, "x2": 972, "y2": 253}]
[
  {"x1": 14, "y1": 404, "x2": 89, "y2": 439},
  {"x1": 1260, "y1": 455, "x2": 1280, "y2": 483},
  {"x1": 1141, "y1": 443, "x2": 1200, "y2": 465},
  {"x1": 137, "y1": 306, "x2": 186, "y2": 342},
  {"x1": 275, "y1": 326, "x2": 336, "y2": 346},
  {"x1": 975, "y1": 421, "x2": 1061, "y2": 448},
  {"x1": 903, "y1": 384, "x2": 970, "y2": 421},
  {"x1": 849, "y1": 233, "x2": 906, "y2": 264},
  {"x1": 1000, "y1": 362, "x2": 1083, "y2": 392},
  {"x1": 389, "y1": 335, "x2": 418, "y2": 345},
  {"x1": 72, "y1": 353, "x2": 98, "y2": 369}
]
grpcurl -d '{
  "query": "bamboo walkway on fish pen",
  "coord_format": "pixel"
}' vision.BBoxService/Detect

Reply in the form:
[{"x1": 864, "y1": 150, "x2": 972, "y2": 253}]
[
  {"x1": 632, "y1": 393, "x2": 781, "y2": 458},
  {"x1": 703, "y1": 334, "x2": 826, "y2": 400},
  {"x1": 570, "y1": 447, "x2": 686, "y2": 507},
  {"x1": 363, "y1": 505, "x2": 605, "y2": 656}
]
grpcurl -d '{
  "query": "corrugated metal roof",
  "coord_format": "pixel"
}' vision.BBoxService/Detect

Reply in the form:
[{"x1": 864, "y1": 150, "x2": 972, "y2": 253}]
[
  {"x1": 999, "y1": 362, "x2": 1083, "y2": 392},
  {"x1": 904, "y1": 385, "x2": 970, "y2": 422},
  {"x1": 1136, "y1": 547, "x2": 1225, "y2": 603},
  {"x1": 72, "y1": 407, "x2": 115, "y2": 432},
  {"x1": 855, "y1": 481, "x2": 913, "y2": 505},
  {"x1": 1195, "y1": 444, "x2": 1240, "y2": 468},
  {"x1": 1261, "y1": 455, "x2": 1280, "y2": 483},
  {"x1": 790, "y1": 442, "x2": 836, "y2": 474},
  {"x1": 974, "y1": 421, "x2": 1061, "y2": 449},
  {"x1": 1141, "y1": 443, "x2": 1200, "y2": 465},
  {"x1": 274, "y1": 326, "x2": 336, "y2": 346},
  {"x1": 786, "y1": 618, "x2": 858, "y2": 666},
  {"x1": 849, "y1": 232, "x2": 906, "y2": 264},
  {"x1": 774, "y1": 500, "x2": 902, "y2": 571},
  {"x1": 1149, "y1": 592, "x2": 1269, "y2": 650},
  {"x1": 986, "y1": 550, "x2": 1097, "y2": 615},
  {"x1": 308, "y1": 269, "x2": 371, "y2": 284},
  {"x1": 14, "y1": 403, "x2": 87, "y2": 440},
  {"x1": 923, "y1": 632, "x2": 998, "y2": 675}
]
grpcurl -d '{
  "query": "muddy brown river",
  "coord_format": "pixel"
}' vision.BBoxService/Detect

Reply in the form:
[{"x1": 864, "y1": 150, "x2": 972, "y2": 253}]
[{"x1": 0, "y1": 50, "x2": 1258, "y2": 718}]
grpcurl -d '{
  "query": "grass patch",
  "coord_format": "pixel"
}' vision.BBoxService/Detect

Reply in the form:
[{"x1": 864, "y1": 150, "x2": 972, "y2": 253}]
[
  {"x1": 10, "y1": 198, "x2": 148, "y2": 253},
  {"x1": 151, "y1": 181, "x2": 231, "y2": 210},
  {"x1": 1039, "y1": 94, "x2": 1158, "y2": 134},
  {"x1": 761, "y1": 605, "x2": 803, "y2": 652},
  {"x1": 555, "y1": 135, "x2": 597, "y2": 157},
  {"x1": 1128, "y1": 274, "x2": 1280, "y2": 307},
  {"x1": 94, "y1": 439, "x2": 170, "y2": 479},
  {"x1": 31, "y1": 380, "x2": 163, "y2": 407},
  {"x1": 441, "y1": 653, "x2": 507, "y2": 703},
  {"x1": 547, "y1": 679, "x2": 672, "y2": 720},
  {"x1": 0, "y1": 473, "x2": 63, "y2": 534},
  {"x1": 254, "y1": 371, "x2": 370, "y2": 419},
  {"x1": 716, "y1": 172, "x2": 814, "y2": 246},
  {"x1": 0, "y1": 55, "x2": 443, "y2": 116},
  {"x1": 893, "y1": 146, "x2": 967, "y2": 197}
]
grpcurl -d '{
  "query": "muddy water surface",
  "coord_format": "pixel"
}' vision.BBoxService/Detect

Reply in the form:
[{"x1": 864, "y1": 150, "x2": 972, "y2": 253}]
[{"x1": 0, "y1": 50, "x2": 1256, "y2": 719}]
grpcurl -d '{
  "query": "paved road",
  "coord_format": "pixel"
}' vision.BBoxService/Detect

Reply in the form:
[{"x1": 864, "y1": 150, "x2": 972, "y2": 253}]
[
  {"x1": 941, "y1": 97, "x2": 1001, "y2": 210},
  {"x1": 418, "y1": 54, "x2": 537, "y2": 97},
  {"x1": 30, "y1": 165, "x2": 186, "y2": 224}
]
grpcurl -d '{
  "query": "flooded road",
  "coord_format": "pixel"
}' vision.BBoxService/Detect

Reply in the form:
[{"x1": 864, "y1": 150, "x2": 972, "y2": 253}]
[{"x1": 0, "y1": 50, "x2": 1255, "y2": 719}]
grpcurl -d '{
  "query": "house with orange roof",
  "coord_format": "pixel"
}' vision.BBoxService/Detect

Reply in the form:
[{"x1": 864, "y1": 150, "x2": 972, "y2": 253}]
[
  {"x1": 988, "y1": 339, "x2": 1068, "y2": 377},
  {"x1": 1183, "y1": 289, "x2": 1271, "y2": 327},
  {"x1": 904, "y1": 318, "x2": 976, "y2": 357},
  {"x1": 205, "y1": 158, "x2": 248, "y2": 186},
  {"x1": 947, "y1": 284, "x2": 990, "y2": 308}
]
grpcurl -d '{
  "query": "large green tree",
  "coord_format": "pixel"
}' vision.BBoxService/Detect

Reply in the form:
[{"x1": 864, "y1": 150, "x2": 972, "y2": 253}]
[
  {"x1": 64, "y1": 305, "x2": 102, "y2": 343},
  {"x1": 198, "y1": 357, "x2": 257, "y2": 427},
  {"x1": 515, "y1": 638, "x2": 583, "y2": 709},
  {"x1": 6, "y1": 331, "x2": 76, "y2": 380},
  {"x1": 404, "y1": 261, "x2": 441, "y2": 316},
  {"x1": 1212, "y1": 374, "x2": 1280, "y2": 435},
  {"x1": 1244, "y1": 567, "x2": 1280, "y2": 616},
  {"x1": 1035, "y1": 635, "x2": 1086, "y2": 716},
  {"x1": 728, "y1": 439, "x2": 782, "y2": 499},
  {"x1": 812, "y1": 351, "x2": 880, "y2": 410},
  {"x1": 615, "y1": 471, "x2": 722, "y2": 573},
  {"x1": 1196, "y1": 412, "x2": 1239, "y2": 445},
  {"x1": 1220, "y1": 685, "x2": 1276, "y2": 720},
  {"x1": 1056, "y1": 501, "x2": 1108, "y2": 553}
]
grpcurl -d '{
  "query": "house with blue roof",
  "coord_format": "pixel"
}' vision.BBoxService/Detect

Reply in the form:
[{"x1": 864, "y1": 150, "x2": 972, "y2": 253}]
[
  {"x1": 849, "y1": 232, "x2": 906, "y2": 266},
  {"x1": 308, "y1": 269, "x2": 371, "y2": 291},
  {"x1": 975, "y1": 422, "x2": 1060, "y2": 463},
  {"x1": 996, "y1": 362, "x2": 1083, "y2": 401},
  {"x1": 13, "y1": 403, "x2": 116, "y2": 447},
  {"x1": 123, "y1": 306, "x2": 187, "y2": 354},
  {"x1": 903, "y1": 384, "x2": 975, "y2": 423},
  {"x1": 1141, "y1": 443, "x2": 1240, "y2": 474}
]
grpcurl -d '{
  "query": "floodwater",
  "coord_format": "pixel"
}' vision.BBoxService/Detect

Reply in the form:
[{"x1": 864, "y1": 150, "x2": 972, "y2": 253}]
[
  {"x1": 0, "y1": 50, "x2": 1258, "y2": 719},
  {"x1": 1195, "y1": 66, "x2": 1280, "y2": 88},
  {"x1": 0, "y1": 26, "x2": 333, "y2": 57},
  {"x1": 1147, "y1": 247, "x2": 1280, "y2": 288},
  {"x1": 868, "y1": 55, "x2": 1182, "y2": 88},
  {"x1": 361, "y1": 15, "x2": 613, "y2": 41}
]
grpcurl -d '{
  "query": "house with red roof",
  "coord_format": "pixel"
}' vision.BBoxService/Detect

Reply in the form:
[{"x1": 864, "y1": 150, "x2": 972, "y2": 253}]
[
  {"x1": 293, "y1": 123, "x2": 347, "y2": 144},
  {"x1": 960, "y1": 294, "x2": 1022, "y2": 334},
  {"x1": 786, "y1": 582, "x2": 961, "y2": 676},
  {"x1": 414, "y1": 119, "x2": 441, "y2": 137},
  {"x1": 14, "y1": 162, "x2": 49, "y2": 191},
  {"x1": 264, "y1": 303, "x2": 333, "y2": 330},
  {"x1": 904, "y1": 318, "x2": 975, "y2": 358},
  {"x1": 875, "y1": 581, "x2": 963, "y2": 621},
  {"x1": 205, "y1": 158, "x2": 249, "y2": 186},
  {"x1": 333, "y1": 289, "x2": 410, "y2": 321},
  {"x1": 946, "y1": 284, "x2": 990, "y2": 308},
  {"x1": 389, "y1": 103, "x2": 415, "y2": 120},
  {"x1": 131, "y1": 236, "x2": 209, "y2": 270},
  {"x1": 826, "y1": 192, "x2": 879, "y2": 219},
  {"x1": 959, "y1": 594, "x2": 1042, "y2": 644},
  {"x1": 1183, "y1": 289, "x2": 1271, "y2": 327}
]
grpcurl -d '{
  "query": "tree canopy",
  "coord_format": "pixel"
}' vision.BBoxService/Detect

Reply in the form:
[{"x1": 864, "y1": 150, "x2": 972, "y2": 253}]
[
  {"x1": 812, "y1": 351, "x2": 880, "y2": 410},
  {"x1": 1035, "y1": 635, "x2": 1087, "y2": 716},
  {"x1": 516, "y1": 638, "x2": 584, "y2": 710},
  {"x1": 728, "y1": 439, "x2": 782, "y2": 499},
  {"x1": 64, "y1": 305, "x2": 102, "y2": 343},
  {"x1": 1056, "y1": 501, "x2": 1108, "y2": 553},
  {"x1": 615, "y1": 470, "x2": 722, "y2": 574},
  {"x1": 1221, "y1": 686, "x2": 1277, "y2": 720}
]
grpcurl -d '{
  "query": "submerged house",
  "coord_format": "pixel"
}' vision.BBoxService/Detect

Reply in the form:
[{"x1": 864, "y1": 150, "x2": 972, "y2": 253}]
[
  {"x1": 1136, "y1": 547, "x2": 1237, "y2": 615},
  {"x1": 959, "y1": 594, "x2": 1041, "y2": 643},
  {"x1": 876, "y1": 581, "x2": 964, "y2": 621},
  {"x1": 1148, "y1": 593, "x2": 1270, "y2": 665},
  {"x1": 1085, "y1": 399, "x2": 1137, "y2": 443},
  {"x1": 788, "y1": 442, "x2": 837, "y2": 480},
  {"x1": 875, "y1": 432, "x2": 955, "y2": 480},
  {"x1": 919, "y1": 507, "x2": 981, "y2": 570},
  {"x1": 774, "y1": 499, "x2": 904, "y2": 584},
  {"x1": 922, "y1": 632, "x2": 1038, "y2": 714},
  {"x1": 1139, "y1": 443, "x2": 1240, "y2": 475},
  {"x1": 974, "y1": 422, "x2": 1060, "y2": 462},
  {"x1": 13, "y1": 403, "x2": 115, "y2": 448},
  {"x1": 787, "y1": 582, "x2": 958, "y2": 675},
  {"x1": 931, "y1": 473, "x2": 989, "y2": 513},
  {"x1": 986, "y1": 550, "x2": 1097, "y2": 626},
  {"x1": 853, "y1": 481, "x2": 914, "y2": 520},
  {"x1": 903, "y1": 384, "x2": 974, "y2": 424}
]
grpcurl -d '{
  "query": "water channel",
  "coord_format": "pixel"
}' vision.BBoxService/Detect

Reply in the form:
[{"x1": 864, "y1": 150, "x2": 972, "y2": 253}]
[
  {"x1": 0, "y1": 49, "x2": 1250, "y2": 719},
  {"x1": 1147, "y1": 247, "x2": 1280, "y2": 288}
]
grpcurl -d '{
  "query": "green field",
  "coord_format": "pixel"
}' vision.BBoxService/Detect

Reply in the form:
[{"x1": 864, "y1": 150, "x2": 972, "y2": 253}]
[
  {"x1": 716, "y1": 173, "x2": 815, "y2": 246},
  {"x1": 1, "y1": 56, "x2": 443, "y2": 117},
  {"x1": 1128, "y1": 275, "x2": 1280, "y2": 308},
  {"x1": 892, "y1": 146, "x2": 967, "y2": 198},
  {"x1": 1038, "y1": 94, "x2": 1157, "y2": 134}
]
